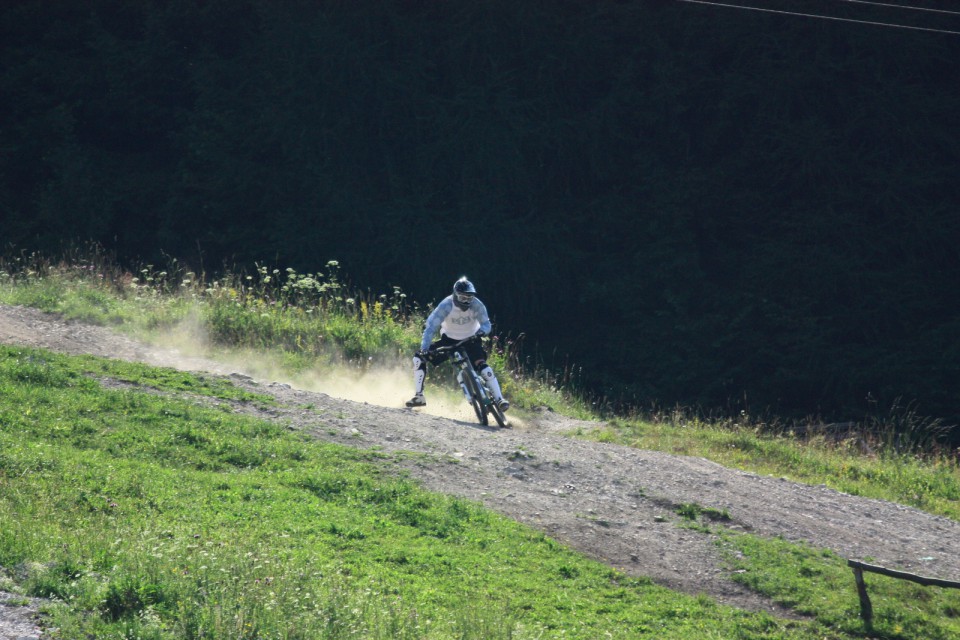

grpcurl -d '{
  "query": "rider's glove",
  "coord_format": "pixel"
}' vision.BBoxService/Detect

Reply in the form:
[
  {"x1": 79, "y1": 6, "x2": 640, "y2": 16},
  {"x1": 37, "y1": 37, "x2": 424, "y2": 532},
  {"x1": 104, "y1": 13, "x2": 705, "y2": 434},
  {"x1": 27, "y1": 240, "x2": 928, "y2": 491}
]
[{"x1": 475, "y1": 330, "x2": 485, "y2": 338}]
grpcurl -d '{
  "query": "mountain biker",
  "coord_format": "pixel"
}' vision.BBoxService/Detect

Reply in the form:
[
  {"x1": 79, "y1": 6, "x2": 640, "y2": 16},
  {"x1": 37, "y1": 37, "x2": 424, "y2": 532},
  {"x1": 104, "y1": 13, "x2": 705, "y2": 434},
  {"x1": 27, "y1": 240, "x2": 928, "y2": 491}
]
[{"x1": 406, "y1": 276, "x2": 509, "y2": 411}]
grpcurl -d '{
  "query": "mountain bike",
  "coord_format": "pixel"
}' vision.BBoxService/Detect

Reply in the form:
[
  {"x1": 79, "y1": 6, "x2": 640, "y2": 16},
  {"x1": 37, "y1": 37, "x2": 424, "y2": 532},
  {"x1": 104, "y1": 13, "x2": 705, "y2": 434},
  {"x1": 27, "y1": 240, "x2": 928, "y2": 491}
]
[{"x1": 431, "y1": 335, "x2": 508, "y2": 428}]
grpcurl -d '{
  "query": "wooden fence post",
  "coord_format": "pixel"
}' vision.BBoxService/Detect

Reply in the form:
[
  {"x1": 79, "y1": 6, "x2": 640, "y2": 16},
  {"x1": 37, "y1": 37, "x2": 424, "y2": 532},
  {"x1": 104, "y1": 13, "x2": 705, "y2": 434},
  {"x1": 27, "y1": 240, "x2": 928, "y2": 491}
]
[
  {"x1": 847, "y1": 559, "x2": 960, "y2": 630},
  {"x1": 851, "y1": 564, "x2": 873, "y2": 627}
]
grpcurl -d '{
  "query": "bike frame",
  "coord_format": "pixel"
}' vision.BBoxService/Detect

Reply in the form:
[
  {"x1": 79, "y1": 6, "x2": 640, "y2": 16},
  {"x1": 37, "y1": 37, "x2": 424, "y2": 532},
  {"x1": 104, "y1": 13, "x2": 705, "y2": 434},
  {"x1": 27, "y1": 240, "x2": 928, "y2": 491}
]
[{"x1": 430, "y1": 336, "x2": 507, "y2": 428}]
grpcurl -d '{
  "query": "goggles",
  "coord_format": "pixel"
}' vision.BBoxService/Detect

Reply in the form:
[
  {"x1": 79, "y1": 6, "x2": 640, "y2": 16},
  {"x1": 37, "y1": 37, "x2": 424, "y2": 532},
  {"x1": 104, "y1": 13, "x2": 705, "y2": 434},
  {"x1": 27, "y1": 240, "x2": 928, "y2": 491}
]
[{"x1": 455, "y1": 292, "x2": 475, "y2": 304}]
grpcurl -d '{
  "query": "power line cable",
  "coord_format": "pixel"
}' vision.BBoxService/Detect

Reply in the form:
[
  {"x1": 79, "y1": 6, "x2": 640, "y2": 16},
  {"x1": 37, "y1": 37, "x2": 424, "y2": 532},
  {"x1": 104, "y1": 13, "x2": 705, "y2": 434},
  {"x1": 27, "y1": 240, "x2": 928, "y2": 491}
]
[
  {"x1": 675, "y1": 0, "x2": 960, "y2": 36},
  {"x1": 829, "y1": 0, "x2": 960, "y2": 17}
]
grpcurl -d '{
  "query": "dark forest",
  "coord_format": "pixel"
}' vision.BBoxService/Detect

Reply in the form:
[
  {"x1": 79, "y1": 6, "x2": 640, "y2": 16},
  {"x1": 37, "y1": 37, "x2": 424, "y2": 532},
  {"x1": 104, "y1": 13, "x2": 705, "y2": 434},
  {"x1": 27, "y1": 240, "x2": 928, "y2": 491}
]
[{"x1": 2, "y1": 0, "x2": 958, "y2": 426}]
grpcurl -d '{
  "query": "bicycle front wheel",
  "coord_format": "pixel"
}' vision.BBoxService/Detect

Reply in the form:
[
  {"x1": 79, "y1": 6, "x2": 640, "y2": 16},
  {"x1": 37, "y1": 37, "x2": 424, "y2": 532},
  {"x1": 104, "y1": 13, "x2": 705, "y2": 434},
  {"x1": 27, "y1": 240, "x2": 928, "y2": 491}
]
[
  {"x1": 461, "y1": 367, "x2": 489, "y2": 426},
  {"x1": 471, "y1": 396, "x2": 488, "y2": 425},
  {"x1": 488, "y1": 400, "x2": 507, "y2": 428}
]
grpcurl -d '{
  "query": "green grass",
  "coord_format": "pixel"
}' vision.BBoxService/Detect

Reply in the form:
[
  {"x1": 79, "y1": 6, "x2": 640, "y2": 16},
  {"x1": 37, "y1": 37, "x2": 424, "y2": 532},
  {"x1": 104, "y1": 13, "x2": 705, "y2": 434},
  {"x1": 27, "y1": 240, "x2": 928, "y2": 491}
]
[
  {"x1": 662, "y1": 506, "x2": 960, "y2": 640},
  {"x1": 722, "y1": 534, "x2": 960, "y2": 640},
  {"x1": 1, "y1": 345, "x2": 853, "y2": 639}
]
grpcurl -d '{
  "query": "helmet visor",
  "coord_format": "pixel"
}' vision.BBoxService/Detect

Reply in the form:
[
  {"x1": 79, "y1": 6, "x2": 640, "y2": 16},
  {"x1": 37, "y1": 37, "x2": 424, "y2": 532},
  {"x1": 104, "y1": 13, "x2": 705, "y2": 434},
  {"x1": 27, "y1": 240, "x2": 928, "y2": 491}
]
[{"x1": 455, "y1": 292, "x2": 475, "y2": 305}]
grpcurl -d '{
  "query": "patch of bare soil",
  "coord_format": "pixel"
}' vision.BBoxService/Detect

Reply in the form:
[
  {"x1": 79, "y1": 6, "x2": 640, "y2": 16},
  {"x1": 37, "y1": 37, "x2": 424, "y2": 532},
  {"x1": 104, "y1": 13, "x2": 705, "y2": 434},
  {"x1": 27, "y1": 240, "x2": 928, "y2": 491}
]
[
  {"x1": 0, "y1": 591, "x2": 45, "y2": 640},
  {"x1": 3, "y1": 303, "x2": 960, "y2": 634}
]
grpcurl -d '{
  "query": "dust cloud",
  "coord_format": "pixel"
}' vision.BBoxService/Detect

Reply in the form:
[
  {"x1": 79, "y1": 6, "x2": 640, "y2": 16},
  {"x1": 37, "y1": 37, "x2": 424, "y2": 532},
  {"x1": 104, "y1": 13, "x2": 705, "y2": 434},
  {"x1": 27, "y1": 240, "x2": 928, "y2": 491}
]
[{"x1": 150, "y1": 314, "x2": 480, "y2": 423}]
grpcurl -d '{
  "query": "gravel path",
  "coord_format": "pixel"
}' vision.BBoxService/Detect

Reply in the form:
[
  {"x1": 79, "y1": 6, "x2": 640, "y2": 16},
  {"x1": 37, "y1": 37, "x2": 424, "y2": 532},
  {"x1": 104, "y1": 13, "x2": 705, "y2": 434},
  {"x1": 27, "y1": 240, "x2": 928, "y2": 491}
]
[{"x1": 3, "y1": 304, "x2": 960, "y2": 634}]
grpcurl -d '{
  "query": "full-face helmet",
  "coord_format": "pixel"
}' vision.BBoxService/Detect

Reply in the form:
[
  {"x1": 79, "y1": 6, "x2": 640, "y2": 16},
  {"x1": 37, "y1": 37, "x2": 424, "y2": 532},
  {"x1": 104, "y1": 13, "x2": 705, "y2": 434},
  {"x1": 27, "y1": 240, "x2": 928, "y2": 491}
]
[{"x1": 452, "y1": 277, "x2": 476, "y2": 311}]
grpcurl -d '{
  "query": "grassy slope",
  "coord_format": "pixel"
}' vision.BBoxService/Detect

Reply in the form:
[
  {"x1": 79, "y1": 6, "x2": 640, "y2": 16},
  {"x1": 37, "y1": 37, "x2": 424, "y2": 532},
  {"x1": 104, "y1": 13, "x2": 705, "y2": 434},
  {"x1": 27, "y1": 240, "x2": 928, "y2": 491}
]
[{"x1": 2, "y1": 258, "x2": 959, "y2": 638}]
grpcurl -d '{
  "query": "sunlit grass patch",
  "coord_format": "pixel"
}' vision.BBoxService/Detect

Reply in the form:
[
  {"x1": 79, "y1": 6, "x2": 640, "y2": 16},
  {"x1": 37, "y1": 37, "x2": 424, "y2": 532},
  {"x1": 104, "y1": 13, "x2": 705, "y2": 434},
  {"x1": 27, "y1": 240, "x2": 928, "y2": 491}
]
[{"x1": 717, "y1": 532, "x2": 960, "y2": 640}]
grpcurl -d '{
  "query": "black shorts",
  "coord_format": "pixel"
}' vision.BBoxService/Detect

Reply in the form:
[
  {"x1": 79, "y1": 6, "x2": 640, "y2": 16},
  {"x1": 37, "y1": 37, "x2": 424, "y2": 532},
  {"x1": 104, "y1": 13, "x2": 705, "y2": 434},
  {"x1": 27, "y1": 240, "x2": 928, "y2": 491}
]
[{"x1": 424, "y1": 334, "x2": 487, "y2": 367}]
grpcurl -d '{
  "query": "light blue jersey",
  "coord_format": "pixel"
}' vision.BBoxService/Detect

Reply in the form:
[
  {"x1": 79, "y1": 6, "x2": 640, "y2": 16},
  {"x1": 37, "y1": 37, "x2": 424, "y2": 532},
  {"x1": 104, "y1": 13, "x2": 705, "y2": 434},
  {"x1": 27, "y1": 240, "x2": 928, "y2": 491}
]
[{"x1": 420, "y1": 295, "x2": 492, "y2": 351}]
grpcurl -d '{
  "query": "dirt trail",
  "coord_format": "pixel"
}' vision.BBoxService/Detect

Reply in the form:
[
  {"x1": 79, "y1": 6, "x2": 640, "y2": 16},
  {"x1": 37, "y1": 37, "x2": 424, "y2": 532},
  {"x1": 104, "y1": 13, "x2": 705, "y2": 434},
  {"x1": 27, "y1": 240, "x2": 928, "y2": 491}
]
[{"x1": 3, "y1": 303, "x2": 960, "y2": 633}]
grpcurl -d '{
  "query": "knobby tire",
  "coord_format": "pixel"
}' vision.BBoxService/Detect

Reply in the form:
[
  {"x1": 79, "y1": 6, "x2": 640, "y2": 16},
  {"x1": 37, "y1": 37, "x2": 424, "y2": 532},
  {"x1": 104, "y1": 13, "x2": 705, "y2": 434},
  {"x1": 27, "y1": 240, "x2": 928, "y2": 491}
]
[
  {"x1": 471, "y1": 396, "x2": 488, "y2": 426},
  {"x1": 488, "y1": 400, "x2": 507, "y2": 428},
  {"x1": 462, "y1": 367, "x2": 488, "y2": 426}
]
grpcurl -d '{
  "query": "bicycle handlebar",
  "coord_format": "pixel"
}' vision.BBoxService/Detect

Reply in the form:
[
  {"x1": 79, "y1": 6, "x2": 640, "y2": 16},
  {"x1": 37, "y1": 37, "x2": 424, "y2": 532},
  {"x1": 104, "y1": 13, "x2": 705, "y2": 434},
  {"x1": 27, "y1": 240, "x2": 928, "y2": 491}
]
[{"x1": 424, "y1": 334, "x2": 483, "y2": 356}]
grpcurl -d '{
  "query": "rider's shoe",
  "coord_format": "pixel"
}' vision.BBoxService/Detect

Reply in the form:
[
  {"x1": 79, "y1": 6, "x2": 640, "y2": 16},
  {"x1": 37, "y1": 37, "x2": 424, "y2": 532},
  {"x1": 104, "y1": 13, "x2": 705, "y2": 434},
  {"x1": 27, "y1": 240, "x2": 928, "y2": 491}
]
[
  {"x1": 405, "y1": 394, "x2": 426, "y2": 408},
  {"x1": 496, "y1": 398, "x2": 510, "y2": 412}
]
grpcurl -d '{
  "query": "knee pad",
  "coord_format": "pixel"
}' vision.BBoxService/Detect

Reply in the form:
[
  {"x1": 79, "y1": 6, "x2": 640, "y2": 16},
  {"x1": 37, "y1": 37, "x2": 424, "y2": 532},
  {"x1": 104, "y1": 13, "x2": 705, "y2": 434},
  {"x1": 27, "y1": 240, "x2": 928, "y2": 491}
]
[
  {"x1": 413, "y1": 355, "x2": 427, "y2": 372},
  {"x1": 479, "y1": 365, "x2": 494, "y2": 380}
]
